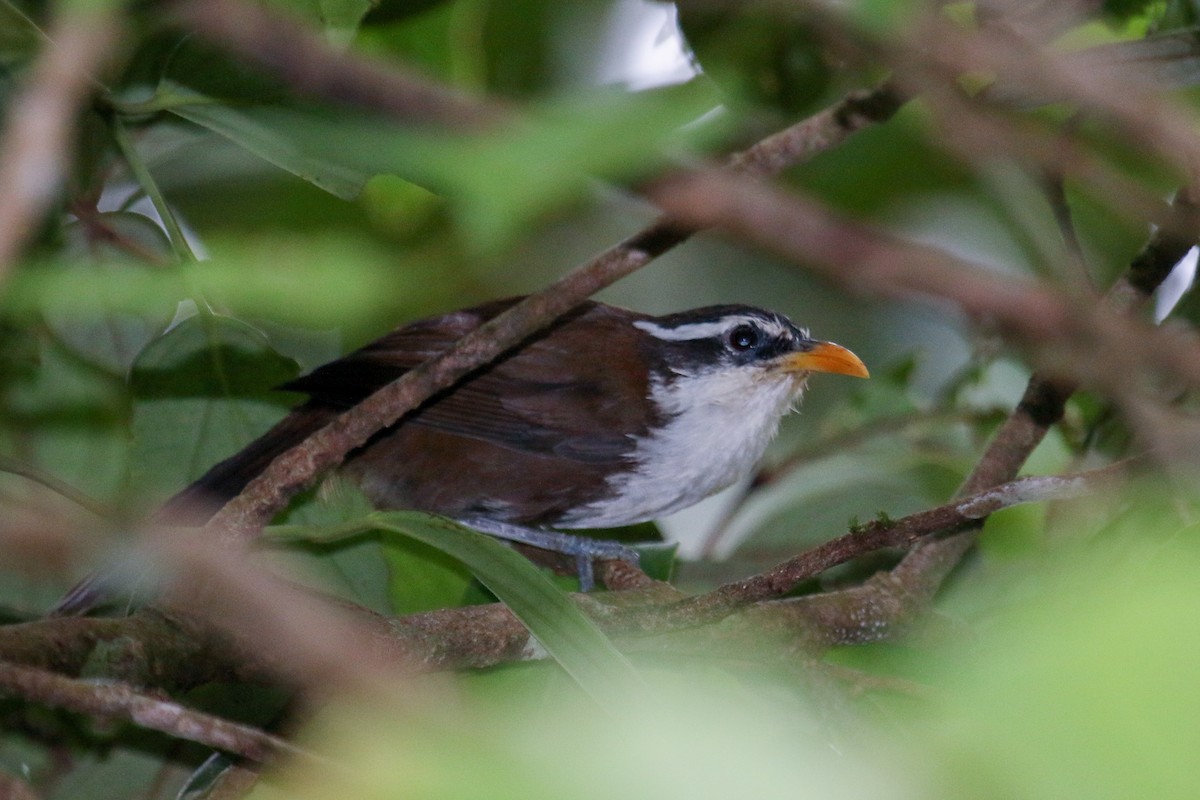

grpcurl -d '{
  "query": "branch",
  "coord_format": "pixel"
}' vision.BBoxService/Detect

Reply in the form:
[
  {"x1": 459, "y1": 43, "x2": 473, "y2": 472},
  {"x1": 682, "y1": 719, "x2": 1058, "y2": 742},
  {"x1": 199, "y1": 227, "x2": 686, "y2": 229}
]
[
  {"x1": 5, "y1": 464, "x2": 1126, "y2": 682},
  {"x1": 170, "y1": 0, "x2": 508, "y2": 130},
  {"x1": 650, "y1": 168, "x2": 1081, "y2": 340},
  {"x1": 0, "y1": 660, "x2": 309, "y2": 764},
  {"x1": 623, "y1": 462, "x2": 1128, "y2": 632},
  {"x1": 0, "y1": 773, "x2": 40, "y2": 800},
  {"x1": 0, "y1": 7, "x2": 119, "y2": 281}
]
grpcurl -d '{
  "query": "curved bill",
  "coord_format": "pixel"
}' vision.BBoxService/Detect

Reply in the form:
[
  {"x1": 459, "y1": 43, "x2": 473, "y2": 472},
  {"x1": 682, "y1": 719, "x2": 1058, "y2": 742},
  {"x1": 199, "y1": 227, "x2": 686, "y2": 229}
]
[{"x1": 778, "y1": 341, "x2": 869, "y2": 379}]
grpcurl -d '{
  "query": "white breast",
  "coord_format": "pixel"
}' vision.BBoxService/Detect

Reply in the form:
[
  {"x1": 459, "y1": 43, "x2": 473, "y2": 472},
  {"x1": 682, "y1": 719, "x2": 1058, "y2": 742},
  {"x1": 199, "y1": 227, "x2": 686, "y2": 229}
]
[{"x1": 558, "y1": 369, "x2": 804, "y2": 529}]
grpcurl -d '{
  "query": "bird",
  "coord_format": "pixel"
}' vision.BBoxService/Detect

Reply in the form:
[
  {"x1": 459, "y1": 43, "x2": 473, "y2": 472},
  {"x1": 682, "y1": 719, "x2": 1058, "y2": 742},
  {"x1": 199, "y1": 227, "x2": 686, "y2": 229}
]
[{"x1": 51, "y1": 297, "x2": 867, "y2": 614}]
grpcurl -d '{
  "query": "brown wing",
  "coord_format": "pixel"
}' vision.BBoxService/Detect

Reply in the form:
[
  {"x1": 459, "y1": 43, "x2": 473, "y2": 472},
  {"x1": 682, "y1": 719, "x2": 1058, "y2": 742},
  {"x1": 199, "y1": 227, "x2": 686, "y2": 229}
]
[{"x1": 281, "y1": 298, "x2": 657, "y2": 465}]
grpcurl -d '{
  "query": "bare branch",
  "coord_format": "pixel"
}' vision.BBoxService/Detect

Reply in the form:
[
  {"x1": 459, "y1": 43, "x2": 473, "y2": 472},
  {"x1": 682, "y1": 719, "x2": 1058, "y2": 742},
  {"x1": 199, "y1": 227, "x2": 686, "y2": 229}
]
[{"x1": 0, "y1": 660, "x2": 309, "y2": 764}]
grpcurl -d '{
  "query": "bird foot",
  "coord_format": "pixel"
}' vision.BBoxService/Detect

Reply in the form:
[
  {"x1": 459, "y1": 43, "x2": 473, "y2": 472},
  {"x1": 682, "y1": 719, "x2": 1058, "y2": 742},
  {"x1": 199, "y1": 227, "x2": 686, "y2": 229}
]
[{"x1": 455, "y1": 517, "x2": 640, "y2": 591}]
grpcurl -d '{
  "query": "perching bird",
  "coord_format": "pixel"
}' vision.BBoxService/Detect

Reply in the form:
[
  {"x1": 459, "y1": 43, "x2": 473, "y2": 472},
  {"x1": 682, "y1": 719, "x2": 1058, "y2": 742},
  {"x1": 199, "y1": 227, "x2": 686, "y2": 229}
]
[{"x1": 52, "y1": 297, "x2": 867, "y2": 614}]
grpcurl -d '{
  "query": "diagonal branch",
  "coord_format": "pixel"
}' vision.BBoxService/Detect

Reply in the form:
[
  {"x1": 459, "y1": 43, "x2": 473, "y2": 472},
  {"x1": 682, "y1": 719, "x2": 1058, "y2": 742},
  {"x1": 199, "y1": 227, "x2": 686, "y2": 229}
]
[
  {"x1": 617, "y1": 462, "x2": 1129, "y2": 632},
  {"x1": 0, "y1": 660, "x2": 310, "y2": 764},
  {"x1": 171, "y1": 0, "x2": 509, "y2": 130}
]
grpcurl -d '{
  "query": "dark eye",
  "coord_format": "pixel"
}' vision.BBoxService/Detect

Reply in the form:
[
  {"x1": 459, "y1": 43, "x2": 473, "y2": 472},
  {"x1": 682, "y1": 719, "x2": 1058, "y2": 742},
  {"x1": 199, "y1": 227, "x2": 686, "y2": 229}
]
[{"x1": 728, "y1": 324, "x2": 760, "y2": 352}]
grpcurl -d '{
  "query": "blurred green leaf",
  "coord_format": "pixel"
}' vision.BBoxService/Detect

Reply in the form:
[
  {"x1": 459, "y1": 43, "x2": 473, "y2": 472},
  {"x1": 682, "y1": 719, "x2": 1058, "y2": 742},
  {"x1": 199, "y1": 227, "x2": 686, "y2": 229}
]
[
  {"x1": 2, "y1": 235, "x2": 457, "y2": 332},
  {"x1": 369, "y1": 512, "x2": 645, "y2": 704},
  {"x1": 1105, "y1": 0, "x2": 1165, "y2": 23},
  {"x1": 921, "y1": 495, "x2": 1200, "y2": 800},
  {"x1": 128, "y1": 314, "x2": 299, "y2": 499},
  {"x1": 241, "y1": 83, "x2": 725, "y2": 250},
  {"x1": 841, "y1": 0, "x2": 927, "y2": 36},
  {"x1": 260, "y1": 669, "x2": 897, "y2": 800},
  {"x1": 129, "y1": 80, "x2": 724, "y2": 250},
  {"x1": 165, "y1": 92, "x2": 377, "y2": 200},
  {"x1": 268, "y1": 480, "x2": 396, "y2": 614},
  {"x1": 1159, "y1": 0, "x2": 1200, "y2": 29},
  {"x1": 371, "y1": 82, "x2": 727, "y2": 250},
  {"x1": 358, "y1": 1, "x2": 479, "y2": 86},
  {"x1": 47, "y1": 213, "x2": 176, "y2": 374},
  {"x1": 316, "y1": 0, "x2": 374, "y2": 43},
  {"x1": 0, "y1": 1, "x2": 44, "y2": 68},
  {"x1": 477, "y1": 0, "x2": 557, "y2": 96},
  {"x1": 263, "y1": 0, "x2": 373, "y2": 43},
  {"x1": 0, "y1": 331, "x2": 128, "y2": 507},
  {"x1": 677, "y1": 7, "x2": 834, "y2": 113},
  {"x1": 791, "y1": 102, "x2": 973, "y2": 216}
]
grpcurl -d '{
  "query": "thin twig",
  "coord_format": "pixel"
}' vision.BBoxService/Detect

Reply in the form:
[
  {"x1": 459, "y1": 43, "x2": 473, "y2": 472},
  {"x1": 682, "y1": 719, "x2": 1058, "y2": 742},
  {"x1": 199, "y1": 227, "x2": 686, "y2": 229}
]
[{"x1": 0, "y1": 660, "x2": 310, "y2": 764}]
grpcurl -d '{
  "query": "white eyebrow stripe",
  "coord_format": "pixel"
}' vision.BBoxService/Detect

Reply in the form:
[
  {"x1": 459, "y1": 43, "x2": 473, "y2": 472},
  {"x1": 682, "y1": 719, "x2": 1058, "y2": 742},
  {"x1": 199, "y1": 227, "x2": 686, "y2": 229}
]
[{"x1": 634, "y1": 317, "x2": 785, "y2": 342}]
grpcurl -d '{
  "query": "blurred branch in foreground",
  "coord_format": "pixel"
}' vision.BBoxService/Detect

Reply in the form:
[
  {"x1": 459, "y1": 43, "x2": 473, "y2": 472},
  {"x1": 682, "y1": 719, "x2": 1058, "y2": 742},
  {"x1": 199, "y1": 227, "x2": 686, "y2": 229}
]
[{"x1": 0, "y1": 6, "x2": 120, "y2": 280}]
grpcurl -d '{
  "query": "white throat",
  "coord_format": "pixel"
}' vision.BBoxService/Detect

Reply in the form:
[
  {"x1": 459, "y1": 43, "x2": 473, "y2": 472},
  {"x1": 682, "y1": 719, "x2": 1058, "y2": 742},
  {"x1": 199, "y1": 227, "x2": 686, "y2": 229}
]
[{"x1": 558, "y1": 368, "x2": 804, "y2": 529}]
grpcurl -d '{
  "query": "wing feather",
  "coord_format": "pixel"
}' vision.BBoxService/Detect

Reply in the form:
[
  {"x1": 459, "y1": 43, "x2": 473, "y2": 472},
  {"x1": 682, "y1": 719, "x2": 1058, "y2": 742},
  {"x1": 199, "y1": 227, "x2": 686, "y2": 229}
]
[{"x1": 279, "y1": 299, "x2": 654, "y2": 464}]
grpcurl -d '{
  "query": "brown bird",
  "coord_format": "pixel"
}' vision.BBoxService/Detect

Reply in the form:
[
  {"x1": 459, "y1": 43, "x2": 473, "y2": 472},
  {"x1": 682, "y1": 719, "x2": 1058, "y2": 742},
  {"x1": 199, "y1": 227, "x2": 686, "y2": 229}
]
[{"x1": 53, "y1": 297, "x2": 867, "y2": 613}]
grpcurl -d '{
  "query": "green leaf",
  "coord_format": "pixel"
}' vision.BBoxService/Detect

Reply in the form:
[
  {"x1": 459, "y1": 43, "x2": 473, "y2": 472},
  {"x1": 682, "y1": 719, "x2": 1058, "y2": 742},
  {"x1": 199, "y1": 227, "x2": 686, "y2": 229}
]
[
  {"x1": 268, "y1": 480, "x2": 396, "y2": 615},
  {"x1": 327, "y1": 511, "x2": 644, "y2": 704},
  {"x1": 0, "y1": 331, "x2": 128, "y2": 500},
  {"x1": 162, "y1": 88, "x2": 377, "y2": 200},
  {"x1": 317, "y1": 0, "x2": 374, "y2": 44},
  {"x1": 261, "y1": 0, "x2": 373, "y2": 44},
  {"x1": 129, "y1": 315, "x2": 299, "y2": 499},
  {"x1": 0, "y1": 0, "x2": 45, "y2": 68},
  {"x1": 280, "y1": 81, "x2": 727, "y2": 250},
  {"x1": 383, "y1": 536, "x2": 483, "y2": 615},
  {"x1": 1, "y1": 234, "x2": 457, "y2": 333},
  {"x1": 677, "y1": 7, "x2": 834, "y2": 113},
  {"x1": 139, "y1": 80, "x2": 724, "y2": 249},
  {"x1": 922, "y1": 497, "x2": 1200, "y2": 800},
  {"x1": 380, "y1": 83, "x2": 726, "y2": 250},
  {"x1": 47, "y1": 214, "x2": 177, "y2": 373}
]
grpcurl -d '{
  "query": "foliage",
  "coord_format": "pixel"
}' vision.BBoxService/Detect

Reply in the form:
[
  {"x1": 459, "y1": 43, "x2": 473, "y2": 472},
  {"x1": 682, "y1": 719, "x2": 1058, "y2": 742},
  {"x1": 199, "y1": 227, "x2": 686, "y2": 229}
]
[{"x1": 0, "y1": 0, "x2": 1198, "y2": 798}]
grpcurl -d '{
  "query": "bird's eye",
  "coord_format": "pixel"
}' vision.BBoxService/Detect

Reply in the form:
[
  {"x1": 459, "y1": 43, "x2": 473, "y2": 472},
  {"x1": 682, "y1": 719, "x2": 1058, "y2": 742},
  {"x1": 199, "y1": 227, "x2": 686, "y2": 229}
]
[{"x1": 728, "y1": 324, "x2": 760, "y2": 352}]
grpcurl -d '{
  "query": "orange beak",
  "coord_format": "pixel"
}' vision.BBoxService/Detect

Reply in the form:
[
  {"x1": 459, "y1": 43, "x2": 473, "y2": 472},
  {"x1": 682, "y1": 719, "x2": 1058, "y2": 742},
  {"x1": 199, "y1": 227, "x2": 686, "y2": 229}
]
[{"x1": 778, "y1": 341, "x2": 869, "y2": 379}]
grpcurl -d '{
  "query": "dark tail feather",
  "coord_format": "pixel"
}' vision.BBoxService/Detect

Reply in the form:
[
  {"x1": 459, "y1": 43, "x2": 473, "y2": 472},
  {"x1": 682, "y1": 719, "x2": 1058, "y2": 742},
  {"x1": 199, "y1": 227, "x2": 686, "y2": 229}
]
[{"x1": 48, "y1": 406, "x2": 334, "y2": 617}]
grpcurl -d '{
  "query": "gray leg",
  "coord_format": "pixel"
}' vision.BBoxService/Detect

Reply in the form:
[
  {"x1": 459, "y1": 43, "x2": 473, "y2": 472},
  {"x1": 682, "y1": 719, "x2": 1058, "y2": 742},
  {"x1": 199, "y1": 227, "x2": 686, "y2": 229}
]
[{"x1": 456, "y1": 517, "x2": 639, "y2": 591}]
